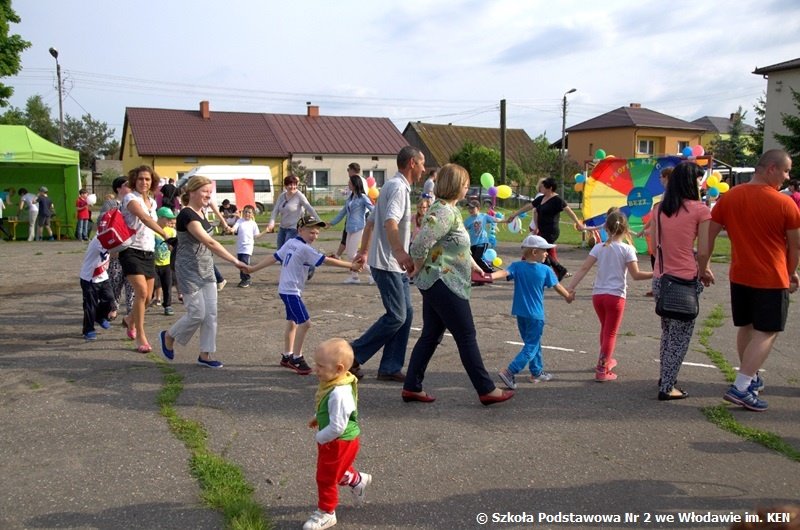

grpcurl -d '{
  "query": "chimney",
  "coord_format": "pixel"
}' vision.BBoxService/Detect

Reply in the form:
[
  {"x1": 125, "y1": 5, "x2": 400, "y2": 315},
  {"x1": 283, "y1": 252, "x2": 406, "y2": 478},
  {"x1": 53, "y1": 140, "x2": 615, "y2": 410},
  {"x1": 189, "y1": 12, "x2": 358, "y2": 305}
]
[
  {"x1": 200, "y1": 100, "x2": 210, "y2": 120},
  {"x1": 306, "y1": 102, "x2": 319, "y2": 118},
  {"x1": 629, "y1": 103, "x2": 641, "y2": 108},
  {"x1": 730, "y1": 112, "x2": 739, "y2": 121}
]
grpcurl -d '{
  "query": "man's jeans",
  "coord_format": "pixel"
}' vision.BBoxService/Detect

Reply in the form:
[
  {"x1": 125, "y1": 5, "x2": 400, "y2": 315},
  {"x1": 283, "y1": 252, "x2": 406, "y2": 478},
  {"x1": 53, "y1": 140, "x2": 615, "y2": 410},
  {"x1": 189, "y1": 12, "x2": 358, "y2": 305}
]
[{"x1": 351, "y1": 268, "x2": 412, "y2": 375}]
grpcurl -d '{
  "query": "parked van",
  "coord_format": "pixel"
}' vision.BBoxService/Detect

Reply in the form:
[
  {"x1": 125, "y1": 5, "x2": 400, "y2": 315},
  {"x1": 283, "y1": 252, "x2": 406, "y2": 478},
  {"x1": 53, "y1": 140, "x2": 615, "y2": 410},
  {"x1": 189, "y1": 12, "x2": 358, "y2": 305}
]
[{"x1": 178, "y1": 165, "x2": 274, "y2": 213}]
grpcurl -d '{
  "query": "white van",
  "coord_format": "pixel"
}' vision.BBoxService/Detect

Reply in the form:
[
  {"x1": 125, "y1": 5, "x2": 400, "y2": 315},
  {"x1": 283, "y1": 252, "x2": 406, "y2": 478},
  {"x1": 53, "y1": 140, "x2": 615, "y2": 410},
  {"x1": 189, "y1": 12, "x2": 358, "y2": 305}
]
[{"x1": 179, "y1": 165, "x2": 274, "y2": 213}]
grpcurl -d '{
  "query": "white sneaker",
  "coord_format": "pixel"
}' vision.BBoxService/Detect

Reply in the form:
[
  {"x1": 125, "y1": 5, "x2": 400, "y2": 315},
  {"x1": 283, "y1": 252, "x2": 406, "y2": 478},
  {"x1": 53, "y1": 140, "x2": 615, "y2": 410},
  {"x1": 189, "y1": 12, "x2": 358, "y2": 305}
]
[
  {"x1": 530, "y1": 371, "x2": 553, "y2": 383},
  {"x1": 217, "y1": 279, "x2": 227, "y2": 291},
  {"x1": 351, "y1": 472, "x2": 372, "y2": 505},
  {"x1": 343, "y1": 277, "x2": 361, "y2": 284},
  {"x1": 303, "y1": 509, "x2": 337, "y2": 530},
  {"x1": 368, "y1": 276, "x2": 375, "y2": 285}
]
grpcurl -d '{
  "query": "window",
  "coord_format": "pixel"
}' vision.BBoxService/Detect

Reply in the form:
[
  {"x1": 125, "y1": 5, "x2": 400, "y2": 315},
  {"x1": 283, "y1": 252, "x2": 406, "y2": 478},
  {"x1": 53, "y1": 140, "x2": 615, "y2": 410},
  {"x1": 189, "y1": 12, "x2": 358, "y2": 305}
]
[
  {"x1": 677, "y1": 141, "x2": 689, "y2": 152},
  {"x1": 308, "y1": 170, "x2": 329, "y2": 188},
  {"x1": 254, "y1": 179, "x2": 271, "y2": 193},
  {"x1": 184, "y1": 156, "x2": 198, "y2": 163},
  {"x1": 637, "y1": 139, "x2": 655, "y2": 155},
  {"x1": 239, "y1": 158, "x2": 252, "y2": 164},
  {"x1": 363, "y1": 169, "x2": 386, "y2": 186},
  {"x1": 216, "y1": 180, "x2": 234, "y2": 193},
  {"x1": 313, "y1": 156, "x2": 323, "y2": 161}
]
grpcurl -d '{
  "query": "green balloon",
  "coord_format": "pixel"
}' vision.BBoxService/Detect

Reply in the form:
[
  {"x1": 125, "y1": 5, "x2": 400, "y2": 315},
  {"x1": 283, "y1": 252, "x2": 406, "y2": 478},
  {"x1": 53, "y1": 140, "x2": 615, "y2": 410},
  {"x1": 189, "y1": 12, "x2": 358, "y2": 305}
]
[
  {"x1": 480, "y1": 173, "x2": 494, "y2": 188},
  {"x1": 595, "y1": 149, "x2": 606, "y2": 160}
]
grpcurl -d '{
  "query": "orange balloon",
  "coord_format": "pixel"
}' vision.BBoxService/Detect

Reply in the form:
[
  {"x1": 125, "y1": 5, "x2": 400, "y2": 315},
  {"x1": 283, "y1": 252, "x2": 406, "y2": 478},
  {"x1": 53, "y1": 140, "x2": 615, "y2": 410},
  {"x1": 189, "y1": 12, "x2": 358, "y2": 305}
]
[
  {"x1": 367, "y1": 187, "x2": 379, "y2": 200},
  {"x1": 574, "y1": 183, "x2": 584, "y2": 192}
]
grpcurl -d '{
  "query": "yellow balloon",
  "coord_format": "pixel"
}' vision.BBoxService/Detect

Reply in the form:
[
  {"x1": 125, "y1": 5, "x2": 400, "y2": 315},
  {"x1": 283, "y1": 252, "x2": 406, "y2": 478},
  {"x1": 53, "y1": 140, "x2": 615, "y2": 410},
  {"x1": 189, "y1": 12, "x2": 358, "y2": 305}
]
[
  {"x1": 712, "y1": 170, "x2": 723, "y2": 180},
  {"x1": 367, "y1": 187, "x2": 379, "y2": 200},
  {"x1": 718, "y1": 182, "x2": 730, "y2": 193},
  {"x1": 496, "y1": 184, "x2": 513, "y2": 200},
  {"x1": 707, "y1": 175, "x2": 719, "y2": 187},
  {"x1": 492, "y1": 257, "x2": 503, "y2": 267}
]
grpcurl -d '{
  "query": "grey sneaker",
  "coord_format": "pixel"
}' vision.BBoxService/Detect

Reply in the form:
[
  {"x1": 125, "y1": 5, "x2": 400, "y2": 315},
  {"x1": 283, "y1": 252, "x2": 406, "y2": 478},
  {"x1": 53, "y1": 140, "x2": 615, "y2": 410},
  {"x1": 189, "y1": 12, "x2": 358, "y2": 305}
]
[
  {"x1": 350, "y1": 472, "x2": 372, "y2": 505},
  {"x1": 498, "y1": 368, "x2": 517, "y2": 389},
  {"x1": 217, "y1": 279, "x2": 227, "y2": 291},
  {"x1": 530, "y1": 371, "x2": 553, "y2": 383},
  {"x1": 724, "y1": 384, "x2": 768, "y2": 411},
  {"x1": 303, "y1": 510, "x2": 336, "y2": 530}
]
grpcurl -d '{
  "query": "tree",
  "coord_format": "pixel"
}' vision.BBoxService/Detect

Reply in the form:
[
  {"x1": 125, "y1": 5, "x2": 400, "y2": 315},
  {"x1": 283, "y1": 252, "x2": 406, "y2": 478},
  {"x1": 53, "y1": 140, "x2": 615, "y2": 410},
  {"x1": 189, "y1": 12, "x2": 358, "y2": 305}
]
[
  {"x1": 63, "y1": 113, "x2": 117, "y2": 169},
  {"x1": 0, "y1": 95, "x2": 58, "y2": 142},
  {"x1": 751, "y1": 93, "x2": 766, "y2": 155},
  {"x1": 0, "y1": 0, "x2": 31, "y2": 107},
  {"x1": 450, "y1": 141, "x2": 524, "y2": 185},
  {"x1": 774, "y1": 87, "x2": 800, "y2": 178},
  {"x1": 709, "y1": 107, "x2": 755, "y2": 167}
]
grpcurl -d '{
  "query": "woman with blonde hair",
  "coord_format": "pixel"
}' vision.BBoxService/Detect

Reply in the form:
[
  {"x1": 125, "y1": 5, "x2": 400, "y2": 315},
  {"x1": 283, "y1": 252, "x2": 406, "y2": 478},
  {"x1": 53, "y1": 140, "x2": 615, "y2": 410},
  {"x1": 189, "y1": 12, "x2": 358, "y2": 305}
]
[
  {"x1": 402, "y1": 163, "x2": 514, "y2": 406},
  {"x1": 159, "y1": 176, "x2": 247, "y2": 368},
  {"x1": 120, "y1": 165, "x2": 167, "y2": 353}
]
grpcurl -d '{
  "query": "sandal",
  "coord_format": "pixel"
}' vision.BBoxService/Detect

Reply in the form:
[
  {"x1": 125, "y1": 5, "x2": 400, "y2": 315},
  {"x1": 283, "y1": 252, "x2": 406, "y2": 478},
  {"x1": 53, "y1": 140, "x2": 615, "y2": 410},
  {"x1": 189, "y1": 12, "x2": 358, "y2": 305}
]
[
  {"x1": 137, "y1": 343, "x2": 152, "y2": 354},
  {"x1": 122, "y1": 318, "x2": 137, "y2": 340}
]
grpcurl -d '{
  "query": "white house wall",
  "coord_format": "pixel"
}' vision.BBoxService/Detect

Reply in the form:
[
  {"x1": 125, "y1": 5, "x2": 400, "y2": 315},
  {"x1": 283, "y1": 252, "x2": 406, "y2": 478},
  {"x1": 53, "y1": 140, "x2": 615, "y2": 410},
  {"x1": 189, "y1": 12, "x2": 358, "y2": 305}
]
[
  {"x1": 763, "y1": 69, "x2": 800, "y2": 152},
  {"x1": 292, "y1": 155, "x2": 396, "y2": 186}
]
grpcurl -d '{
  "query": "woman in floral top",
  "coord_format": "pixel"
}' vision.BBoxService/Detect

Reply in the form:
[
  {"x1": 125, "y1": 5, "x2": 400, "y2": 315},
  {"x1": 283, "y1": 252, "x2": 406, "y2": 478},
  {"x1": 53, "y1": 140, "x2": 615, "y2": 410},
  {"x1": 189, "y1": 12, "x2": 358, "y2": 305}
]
[{"x1": 401, "y1": 164, "x2": 515, "y2": 406}]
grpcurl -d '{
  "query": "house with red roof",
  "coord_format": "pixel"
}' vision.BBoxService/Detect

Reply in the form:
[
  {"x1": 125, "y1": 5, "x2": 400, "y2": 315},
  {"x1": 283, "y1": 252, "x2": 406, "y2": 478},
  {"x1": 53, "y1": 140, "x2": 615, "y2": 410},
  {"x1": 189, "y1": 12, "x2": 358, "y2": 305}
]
[{"x1": 120, "y1": 101, "x2": 408, "y2": 192}]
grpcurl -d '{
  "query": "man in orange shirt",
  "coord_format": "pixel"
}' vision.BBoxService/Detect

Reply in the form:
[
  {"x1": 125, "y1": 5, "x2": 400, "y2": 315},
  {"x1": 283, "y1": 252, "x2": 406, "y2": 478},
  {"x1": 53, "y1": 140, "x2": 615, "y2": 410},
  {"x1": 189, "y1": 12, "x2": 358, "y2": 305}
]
[{"x1": 701, "y1": 149, "x2": 800, "y2": 411}]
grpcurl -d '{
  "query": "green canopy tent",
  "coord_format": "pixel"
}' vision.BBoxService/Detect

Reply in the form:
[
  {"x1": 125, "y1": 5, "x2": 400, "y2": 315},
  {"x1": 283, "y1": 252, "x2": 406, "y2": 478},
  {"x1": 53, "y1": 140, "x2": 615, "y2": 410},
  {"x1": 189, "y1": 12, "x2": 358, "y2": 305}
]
[{"x1": 0, "y1": 125, "x2": 81, "y2": 239}]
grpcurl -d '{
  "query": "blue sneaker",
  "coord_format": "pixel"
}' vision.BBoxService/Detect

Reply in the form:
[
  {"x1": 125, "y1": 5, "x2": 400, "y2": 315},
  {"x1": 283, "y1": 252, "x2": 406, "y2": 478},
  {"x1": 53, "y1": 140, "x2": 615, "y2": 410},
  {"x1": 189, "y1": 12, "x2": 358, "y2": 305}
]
[
  {"x1": 724, "y1": 385, "x2": 768, "y2": 411},
  {"x1": 99, "y1": 319, "x2": 111, "y2": 330},
  {"x1": 197, "y1": 356, "x2": 223, "y2": 368},
  {"x1": 159, "y1": 330, "x2": 174, "y2": 361},
  {"x1": 747, "y1": 373, "x2": 764, "y2": 395},
  {"x1": 84, "y1": 331, "x2": 97, "y2": 341}
]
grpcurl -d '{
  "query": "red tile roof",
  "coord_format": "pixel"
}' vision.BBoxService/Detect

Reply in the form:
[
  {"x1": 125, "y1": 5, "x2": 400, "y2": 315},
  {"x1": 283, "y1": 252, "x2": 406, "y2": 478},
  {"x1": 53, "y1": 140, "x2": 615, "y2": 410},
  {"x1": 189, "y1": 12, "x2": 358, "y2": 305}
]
[
  {"x1": 567, "y1": 106, "x2": 706, "y2": 133},
  {"x1": 123, "y1": 106, "x2": 407, "y2": 158}
]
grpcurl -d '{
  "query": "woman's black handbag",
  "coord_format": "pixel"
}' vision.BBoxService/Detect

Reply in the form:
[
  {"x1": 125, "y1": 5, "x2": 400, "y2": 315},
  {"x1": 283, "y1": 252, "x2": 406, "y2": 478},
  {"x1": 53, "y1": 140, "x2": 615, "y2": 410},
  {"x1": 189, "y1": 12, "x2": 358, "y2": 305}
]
[{"x1": 655, "y1": 205, "x2": 699, "y2": 321}]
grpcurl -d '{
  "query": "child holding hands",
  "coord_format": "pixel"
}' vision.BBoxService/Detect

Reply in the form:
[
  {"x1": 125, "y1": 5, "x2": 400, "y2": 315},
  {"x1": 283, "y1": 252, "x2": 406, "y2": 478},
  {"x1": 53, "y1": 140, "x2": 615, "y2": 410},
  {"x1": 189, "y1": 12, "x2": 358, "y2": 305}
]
[
  {"x1": 566, "y1": 210, "x2": 652, "y2": 381},
  {"x1": 248, "y1": 215, "x2": 361, "y2": 375},
  {"x1": 304, "y1": 338, "x2": 371, "y2": 530},
  {"x1": 492, "y1": 235, "x2": 572, "y2": 389}
]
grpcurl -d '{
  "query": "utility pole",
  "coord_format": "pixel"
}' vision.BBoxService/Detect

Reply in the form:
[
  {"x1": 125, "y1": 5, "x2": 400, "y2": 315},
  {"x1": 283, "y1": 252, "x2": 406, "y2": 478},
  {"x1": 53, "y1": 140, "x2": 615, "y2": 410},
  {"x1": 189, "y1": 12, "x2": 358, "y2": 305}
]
[
  {"x1": 560, "y1": 88, "x2": 577, "y2": 191},
  {"x1": 500, "y1": 99, "x2": 506, "y2": 183},
  {"x1": 49, "y1": 47, "x2": 64, "y2": 146}
]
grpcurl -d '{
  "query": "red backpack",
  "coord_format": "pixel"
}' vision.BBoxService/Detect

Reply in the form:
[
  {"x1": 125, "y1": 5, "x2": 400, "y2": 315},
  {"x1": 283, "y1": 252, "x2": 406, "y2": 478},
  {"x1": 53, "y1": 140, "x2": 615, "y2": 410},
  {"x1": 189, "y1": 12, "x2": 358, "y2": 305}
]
[{"x1": 97, "y1": 207, "x2": 135, "y2": 251}]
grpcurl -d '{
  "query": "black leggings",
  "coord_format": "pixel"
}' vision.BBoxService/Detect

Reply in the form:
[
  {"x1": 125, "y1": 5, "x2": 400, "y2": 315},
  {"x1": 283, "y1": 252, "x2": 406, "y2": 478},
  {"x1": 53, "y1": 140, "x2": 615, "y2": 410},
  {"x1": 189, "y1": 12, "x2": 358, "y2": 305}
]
[{"x1": 154, "y1": 264, "x2": 172, "y2": 307}]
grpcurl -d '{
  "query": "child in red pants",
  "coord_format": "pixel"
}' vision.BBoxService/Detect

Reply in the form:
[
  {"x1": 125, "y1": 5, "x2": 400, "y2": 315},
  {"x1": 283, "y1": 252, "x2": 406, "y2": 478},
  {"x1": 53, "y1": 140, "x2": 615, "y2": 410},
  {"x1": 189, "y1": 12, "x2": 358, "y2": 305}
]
[
  {"x1": 566, "y1": 211, "x2": 652, "y2": 381},
  {"x1": 304, "y1": 338, "x2": 371, "y2": 530}
]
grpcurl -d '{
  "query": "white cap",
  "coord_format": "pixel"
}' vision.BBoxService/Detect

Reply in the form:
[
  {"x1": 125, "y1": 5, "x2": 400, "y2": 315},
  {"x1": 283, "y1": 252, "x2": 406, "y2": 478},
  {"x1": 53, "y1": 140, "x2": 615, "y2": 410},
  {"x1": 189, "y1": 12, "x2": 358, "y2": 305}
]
[{"x1": 521, "y1": 234, "x2": 555, "y2": 249}]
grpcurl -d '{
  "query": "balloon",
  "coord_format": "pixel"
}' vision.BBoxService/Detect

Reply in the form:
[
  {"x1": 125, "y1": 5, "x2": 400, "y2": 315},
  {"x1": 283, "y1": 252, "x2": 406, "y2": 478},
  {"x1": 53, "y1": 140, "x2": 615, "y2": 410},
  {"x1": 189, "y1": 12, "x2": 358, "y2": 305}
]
[
  {"x1": 487, "y1": 209, "x2": 495, "y2": 216},
  {"x1": 367, "y1": 187, "x2": 379, "y2": 200},
  {"x1": 718, "y1": 182, "x2": 730, "y2": 193},
  {"x1": 480, "y1": 173, "x2": 495, "y2": 189},
  {"x1": 508, "y1": 217, "x2": 521, "y2": 233},
  {"x1": 488, "y1": 236, "x2": 496, "y2": 247},
  {"x1": 707, "y1": 187, "x2": 720, "y2": 198},
  {"x1": 492, "y1": 257, "x2": 503, "y2": 267},
  {"x1": 494, "y1": 212, "x2": 504, "y2": 220},
  {"x1": 575, "y1": 173, "x2": 586, "y2": 184},
  {"x1": 712, "y1": 170, "x2": 723, "y2": 180},
  {"x1": 574, "y1": 183, "x2": 584, "y2": 192},
  {"x1": 483, "y1": 248, "x2": 497, "y2": 262},
  {"x1": 496, "y1": 184, "x2": 512, "y2": 199},
  {"x1": 487, "y1": 186, "x2": 498, "y2": 197},
  {"x1": 518, "y1": 212, "x2": 527, "y2": 219},
  {"x1": 707, "y1": 175, "x2": 719, "y2": 188},
  {"x1": 682, "y1": 147, "x2": 693, "y2": 157},
  {"x1": 595, "y1": 149, "x2": 606, "y2": 160},
  {"x1": 605, "y1": 154, "x2": 615, "y2": 159},
  {"x1": 366, "y1": 176, "x2": 376, "y2": 188},
  {"x1": 87, "y1": 193, "x2": 97, "y2": 206},
  {"x1": 692, "y1": 145, "x2": 705, "y2": 157}
]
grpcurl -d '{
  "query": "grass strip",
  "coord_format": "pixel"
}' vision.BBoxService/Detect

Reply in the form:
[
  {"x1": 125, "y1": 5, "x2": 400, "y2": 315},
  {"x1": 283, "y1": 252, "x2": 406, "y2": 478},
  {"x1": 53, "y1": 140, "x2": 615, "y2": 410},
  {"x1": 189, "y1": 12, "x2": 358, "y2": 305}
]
[
  {"x1": 702, "y1": 405, "x2": 800, "y2": 462},
  {"x1": 698, "y1": 305, "x2": 800, "y2": 462},
  {"x1": 154, "y1": 358, "x2": 272, "y2": 530}
]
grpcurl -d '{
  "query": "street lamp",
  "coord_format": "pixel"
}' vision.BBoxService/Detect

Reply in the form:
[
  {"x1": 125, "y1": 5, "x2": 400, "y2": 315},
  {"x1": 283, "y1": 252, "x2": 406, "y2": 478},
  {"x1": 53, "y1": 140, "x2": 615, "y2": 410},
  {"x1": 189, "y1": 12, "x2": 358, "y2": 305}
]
[
  {"x1": 560, "y1": 88, "x2": 577, "y2": 191},
  {"x1": 49, "y1": 47, "x2": 64, "y2": 146}
]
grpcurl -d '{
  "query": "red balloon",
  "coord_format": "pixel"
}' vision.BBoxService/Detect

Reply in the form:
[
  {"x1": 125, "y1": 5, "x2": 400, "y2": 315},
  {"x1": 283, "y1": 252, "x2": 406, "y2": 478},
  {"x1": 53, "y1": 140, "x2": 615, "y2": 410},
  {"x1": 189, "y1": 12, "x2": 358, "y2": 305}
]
[{"x1": 366, "y1": 176, "x2": 376, "y2": 188}]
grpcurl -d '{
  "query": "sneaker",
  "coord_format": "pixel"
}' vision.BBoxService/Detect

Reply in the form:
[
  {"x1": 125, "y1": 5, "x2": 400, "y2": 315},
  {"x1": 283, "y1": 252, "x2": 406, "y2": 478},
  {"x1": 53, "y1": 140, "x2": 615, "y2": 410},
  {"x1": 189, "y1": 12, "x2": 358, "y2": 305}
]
[
  {"x1": 596, "y1": 358, "x2": 617, "y2": 372},
  {"x1": 368, "y1": 276, "x2": 376, "y2": 285},
  {"x1": 595, "y1": 370, "x2": 618, "y2": 382},
  {"x1": 351, "y1": 472, "x2": 372, "y2": 506},
  {"x1": 530, "y1": 371, "x2": 553, "y2": 383},
  {"x1": 217, "y1": 279, "x2": 227, "y2": 291},
  {"x1": 99, "y1": 319, "x2": 111, "y2": 330},
  {"x1": 287, "y1": 355, "x2": 312, "y2": 375},
  {"x1": 84, "y1": 331, "x2": 97, "y2": 341},
  {"x1": 723, "y1": 384, "x2": 768, "y2": 411},
  {"x1": 280, "y1": 354, "x2": 293, "y2": 368},
  {"x1": 163, "y1": 306, "x2": 175, "y2": 316},
  {"x1": 303, "y1": 510, "x2": 336, "y2": 530},
  {"x1": 748, "y1": 373, "x2": 764, "y2": 395},
  {"x1": 498, "y1": 368, "x2": 517, "y2": 390},
  {"x1": 343, "y1": 277, "x2": 361, "y2": 284},
  {"x1": 150, "y1": 299, "x2": 162, "y2": 307},
  {"x1": 237, "y1": 280, "x2": 251, "y2": 288},
  {"x1": 197, "y1": 356, "x2": 224, "y2": 368},
  {"x1": 307, "y1": 268, "x2": 315, "y2": 281}
]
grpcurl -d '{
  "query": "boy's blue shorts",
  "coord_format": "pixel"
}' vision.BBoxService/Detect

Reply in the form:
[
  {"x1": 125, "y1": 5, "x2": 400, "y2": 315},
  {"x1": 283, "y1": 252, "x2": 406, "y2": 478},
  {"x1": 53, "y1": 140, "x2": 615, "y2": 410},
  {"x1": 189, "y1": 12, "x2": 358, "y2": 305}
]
[{"x1": 280, "y1": 293, "x2": 310, "y2": 324}]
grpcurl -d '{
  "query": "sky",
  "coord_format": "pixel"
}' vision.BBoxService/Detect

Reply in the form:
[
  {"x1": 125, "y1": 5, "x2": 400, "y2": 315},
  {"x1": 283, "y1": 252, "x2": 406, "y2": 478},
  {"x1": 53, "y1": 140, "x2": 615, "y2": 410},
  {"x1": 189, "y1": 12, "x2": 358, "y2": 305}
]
[{"x1": 5, "y1": 0, "x2": 800, "y2": 143}]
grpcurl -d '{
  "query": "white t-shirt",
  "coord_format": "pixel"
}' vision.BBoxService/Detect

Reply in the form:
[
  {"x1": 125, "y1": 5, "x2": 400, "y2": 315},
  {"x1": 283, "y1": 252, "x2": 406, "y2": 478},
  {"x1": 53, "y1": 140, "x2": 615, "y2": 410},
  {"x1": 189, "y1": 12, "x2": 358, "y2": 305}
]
[
  {"x1": 0, "y1": 197, "x2": 4, "y2": 218},
  {"x1": 589, "y1": 240, "x2": 638, "y2": 298},
  {"x1": 21, "y1": 193, "x2": 38, "y2": 216},
  {"x1": 275, "y1": 236, "x2": 325, "y2": 296},
  {"x1": 234, "y1": 218, "x2": 260, "y2": 255},
  {"x1": 122, "y1": 192, "x2": 157, "y2": 251},
  {"x1": 79, "y1": 238, "x2": 110, "y2": 283},
  {"x1": 368, "y1": 172, "x2": 411, "y2": 273}
]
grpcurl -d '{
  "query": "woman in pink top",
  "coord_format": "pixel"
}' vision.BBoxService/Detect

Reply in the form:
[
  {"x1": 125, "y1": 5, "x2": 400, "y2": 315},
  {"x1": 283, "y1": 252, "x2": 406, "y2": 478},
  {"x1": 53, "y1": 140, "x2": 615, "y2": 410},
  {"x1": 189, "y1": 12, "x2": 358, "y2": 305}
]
[{"x1": 650, "y1": 162, "x2": 714, "y2": 401}]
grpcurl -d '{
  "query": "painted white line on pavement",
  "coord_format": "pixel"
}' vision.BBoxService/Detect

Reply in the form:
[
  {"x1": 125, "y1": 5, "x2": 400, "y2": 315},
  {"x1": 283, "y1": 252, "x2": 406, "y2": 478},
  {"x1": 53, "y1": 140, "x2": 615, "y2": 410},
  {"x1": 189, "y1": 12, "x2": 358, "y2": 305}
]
[
  {"x1": 505, "y1": 341, "x2": 587, "y2": 354},
  {"x1": 650, "y1": 359, "x2": 718, "y2": 369}
]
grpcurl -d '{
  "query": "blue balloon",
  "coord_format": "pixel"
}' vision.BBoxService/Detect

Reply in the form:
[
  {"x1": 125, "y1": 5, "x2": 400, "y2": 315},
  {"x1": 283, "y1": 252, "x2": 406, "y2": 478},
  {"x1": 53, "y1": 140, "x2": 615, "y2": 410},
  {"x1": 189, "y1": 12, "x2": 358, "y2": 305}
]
[
  {"x1": 484, "y1": 249, "x2": 497, "y2": 262},
  {"x1": 519, "y1": 212, "x2": 527, "y2": 219},
  {"x1": 707, "y1": 187, "x2": 720, "y2": 198},
  {"x1": 494, "y1": 212, "x2": 504, "y2": 220},
  {"x1": 682, "y1": 146, "x2": 693, "y2": 157},
  {"x1": 488, "y1": 237, "x2": 497, "y2": 248},
  {"x1": 575, "y1": 173, "x2": 586, "y2": 184}
]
